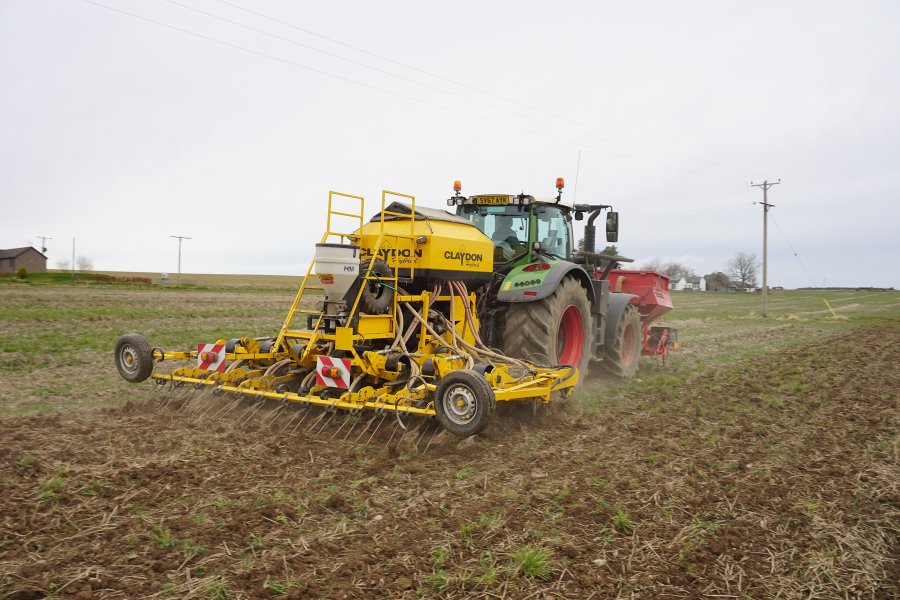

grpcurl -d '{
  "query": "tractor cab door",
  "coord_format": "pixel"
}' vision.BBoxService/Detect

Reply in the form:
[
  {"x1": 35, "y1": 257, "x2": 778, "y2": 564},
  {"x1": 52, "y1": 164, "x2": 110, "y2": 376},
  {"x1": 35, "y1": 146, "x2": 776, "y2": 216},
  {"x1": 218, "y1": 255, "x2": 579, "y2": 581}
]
[
  {"x1": 534, "y1": 204, "x2": 572, "y2": 259},
  {"x1": 458, "y1": 204, "x2": 530, "y2": 265}
]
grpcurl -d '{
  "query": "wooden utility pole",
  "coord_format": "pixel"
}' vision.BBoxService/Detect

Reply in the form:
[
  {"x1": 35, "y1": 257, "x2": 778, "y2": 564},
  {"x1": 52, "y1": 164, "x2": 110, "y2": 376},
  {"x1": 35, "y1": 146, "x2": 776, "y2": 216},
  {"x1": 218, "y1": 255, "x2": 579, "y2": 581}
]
[
  {"x1": 36, "y1": 236, "x2": 52, "y2": 253},
  {"x1": 170, "y1": 235, "x2": 191, "y2": 284},
  {"x1": 751, "y1": 179, "x2": 780, "y2": 317}
]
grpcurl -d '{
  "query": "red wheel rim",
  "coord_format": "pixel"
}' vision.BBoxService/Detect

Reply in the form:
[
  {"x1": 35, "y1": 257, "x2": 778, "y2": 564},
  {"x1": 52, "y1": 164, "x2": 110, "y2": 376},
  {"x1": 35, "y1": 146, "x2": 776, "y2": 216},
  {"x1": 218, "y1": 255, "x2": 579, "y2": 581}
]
[{"x1": 557, "y1": 305, "x2": 584, "y2": 366}]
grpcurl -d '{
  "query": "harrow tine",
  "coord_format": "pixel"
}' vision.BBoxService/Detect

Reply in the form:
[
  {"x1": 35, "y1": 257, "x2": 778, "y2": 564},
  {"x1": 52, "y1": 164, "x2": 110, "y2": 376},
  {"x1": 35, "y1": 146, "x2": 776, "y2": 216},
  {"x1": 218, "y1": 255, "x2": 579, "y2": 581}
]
[
  {"x1": 305, "y1": 409, "x2": 329, "y2": 434},
  {"x1": 414, "y1": 420, "x2": 436, "y2": 452},
  {"x1": 208, "y1": 396, "x2": 243, "y2": 421},
  {"x1": 238, "y1": 398, "x2": 266, "y2": 426},
  {"x1": 289, "y1": 404, "x2": 315, "y2": 435},
  {"x1": 330, "y1": 412, "x2": 354, "y2": 440},
  {"x1": 192, "y1": 389, "x2": 229, "y2": 420},
  {"x1": 282, "y1": 404, "x2": 307, "y2": 433},
  {"x1": 386, "y1": 419, "x2": 404, "y2": 447},
  {"x1": 262, "y1": 402, "x2": 288, "y2": 427},
  {"x1": 387, "y1": 408, "x2": 413, "y2": 446},
  {"x1": 365, "y1": 412, "x2": 388, "y2": 446},
  {"x1": 394, "y1": 420, "x2": 411, "y2": 448},
  {"x1": 422, "y1": 423, "x2": 441, "y2": 455},
  {"x1": 343, "y1": 412, "x2": 364, "y2": 441},
  {"x1": 353, "y1": 414, "x2": 378, "y2": 444},
  {"x1": 186, "y1": 389, "x2": 217, "y2": 418},
  {"x1": 133, "y1": 382, "x2": 163, "y2": 410},
  {"x1": 152, "y1": 385, "x2": 174, "y2": 409},
  {"x1": 158, "y1": 386, "x2": 186, "y2": 411},
  {"x1": 175, "y1": 387, "x2": 207, "y2": 416},
  {"x1": 234, "y1": 396, "x2": 261, "y2": 423},
  {"x1": 314, "y1": 409, "x2": 338, "y2": 437}
]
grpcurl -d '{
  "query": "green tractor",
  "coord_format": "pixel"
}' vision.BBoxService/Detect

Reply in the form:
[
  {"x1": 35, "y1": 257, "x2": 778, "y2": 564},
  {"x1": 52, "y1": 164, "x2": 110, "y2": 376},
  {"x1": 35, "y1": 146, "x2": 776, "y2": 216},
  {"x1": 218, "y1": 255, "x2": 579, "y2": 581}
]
[{"x1": 448, "y1": 178, "x2": 656, "y2": 380}]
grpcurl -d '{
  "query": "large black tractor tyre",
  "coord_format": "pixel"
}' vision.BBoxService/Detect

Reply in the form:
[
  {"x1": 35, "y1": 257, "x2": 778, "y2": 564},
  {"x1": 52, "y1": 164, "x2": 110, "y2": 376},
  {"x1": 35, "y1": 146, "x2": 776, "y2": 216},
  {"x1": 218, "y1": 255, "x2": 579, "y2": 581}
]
[
  {"x1": 434, "y1": 369, "x2": 496, "y2": 437},
  {"x1": 501, "y1": 276, "x2": 592, "y2": 382},
  {"x1": 600, "y1": 304, "x2": 641, "y2": 378},
  {"x1": 114, "y1": 333, "x2": 154, "y2": 383}
]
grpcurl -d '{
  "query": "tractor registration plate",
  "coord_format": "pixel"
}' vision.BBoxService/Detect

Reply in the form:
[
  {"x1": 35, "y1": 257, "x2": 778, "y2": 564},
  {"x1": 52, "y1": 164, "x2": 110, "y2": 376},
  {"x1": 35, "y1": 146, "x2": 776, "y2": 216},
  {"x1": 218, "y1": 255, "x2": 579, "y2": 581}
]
[{"x1": 475, "y1": 195, "x2": 510, "y2": 205}]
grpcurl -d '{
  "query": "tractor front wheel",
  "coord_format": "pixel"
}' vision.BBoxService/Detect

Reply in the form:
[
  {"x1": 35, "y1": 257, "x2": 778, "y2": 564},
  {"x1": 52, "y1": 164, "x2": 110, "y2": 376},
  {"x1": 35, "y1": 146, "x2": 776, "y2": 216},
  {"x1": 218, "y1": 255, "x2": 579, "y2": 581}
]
[
  {"x1": 114, "y1": 333, "x2": 154, "y2": 383},
  {"x1": 601, "y1": 305, "x2": 641, "y2": 378},
  {"x1": 434, "y1": 370, "x2": 496, "y2": 437},
  {"x1": 502, "y1": 276, "x2": 592, "y2": 381}
]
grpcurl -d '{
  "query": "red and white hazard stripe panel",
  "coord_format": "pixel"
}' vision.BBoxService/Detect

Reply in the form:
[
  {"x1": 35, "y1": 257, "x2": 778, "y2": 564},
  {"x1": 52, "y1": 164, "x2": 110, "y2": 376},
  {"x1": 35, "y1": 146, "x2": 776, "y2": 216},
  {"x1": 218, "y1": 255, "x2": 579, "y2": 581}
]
[
  {"x1": 315, "y1": 356, "x2": 352, "y2": 389},
  {"x1": 197, "y1": 343, "x2": 227, "y2": 372}
]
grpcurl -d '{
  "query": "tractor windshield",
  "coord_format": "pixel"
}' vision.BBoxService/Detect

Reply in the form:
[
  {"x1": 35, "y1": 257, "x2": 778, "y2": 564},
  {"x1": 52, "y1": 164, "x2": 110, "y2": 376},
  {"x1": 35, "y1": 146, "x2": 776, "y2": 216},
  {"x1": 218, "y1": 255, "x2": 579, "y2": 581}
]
[
  {"x1": 458, "y1": 205, "x2": 529, "y2": 263},
  {"x1": 534, "y1": 205, "x2": 571, "y2": 259}
]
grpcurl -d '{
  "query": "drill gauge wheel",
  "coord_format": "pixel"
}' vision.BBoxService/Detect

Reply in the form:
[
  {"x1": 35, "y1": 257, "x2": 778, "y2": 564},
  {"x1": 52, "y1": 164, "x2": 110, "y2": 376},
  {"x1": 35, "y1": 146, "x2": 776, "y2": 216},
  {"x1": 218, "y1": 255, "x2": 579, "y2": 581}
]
[
  {"x1": 434, "y1": 369, "x2": 496, "y2": 437},
  {"x1": 114, "y1": 333, "x2": 154, "y2": 383}
]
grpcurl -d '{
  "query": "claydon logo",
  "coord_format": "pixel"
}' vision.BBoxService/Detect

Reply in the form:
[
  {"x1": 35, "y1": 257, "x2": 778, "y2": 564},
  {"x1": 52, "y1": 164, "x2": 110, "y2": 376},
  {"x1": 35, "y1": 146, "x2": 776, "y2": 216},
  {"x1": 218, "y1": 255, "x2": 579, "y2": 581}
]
[
  {"x1": 360, "y1": 248, "x2": 423, "y2": 259},
  {"x1": 361, "y1": 247, "x2": 423, "y2": 266},
  {"x1": 444, "y1": 250, "x2": 483, "y2": 267}
]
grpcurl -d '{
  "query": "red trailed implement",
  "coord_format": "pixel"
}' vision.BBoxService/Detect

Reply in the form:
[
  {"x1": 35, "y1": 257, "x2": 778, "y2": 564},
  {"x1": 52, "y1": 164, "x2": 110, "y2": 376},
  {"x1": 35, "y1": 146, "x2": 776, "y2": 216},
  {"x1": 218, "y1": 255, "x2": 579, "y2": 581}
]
[{"x1": 604, "y1": 269, "x2": 678, "y2": 362}]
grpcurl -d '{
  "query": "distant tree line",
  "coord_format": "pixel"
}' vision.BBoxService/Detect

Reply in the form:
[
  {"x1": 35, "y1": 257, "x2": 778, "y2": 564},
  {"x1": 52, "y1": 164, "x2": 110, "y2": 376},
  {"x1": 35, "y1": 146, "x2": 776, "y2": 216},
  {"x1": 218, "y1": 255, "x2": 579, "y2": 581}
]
[
  {"x1": 636, "y1": 252, "x2": 762, "y2": 290},
  {"x1": 55, "y1": 256, "x2": 94, "y2": 271}
]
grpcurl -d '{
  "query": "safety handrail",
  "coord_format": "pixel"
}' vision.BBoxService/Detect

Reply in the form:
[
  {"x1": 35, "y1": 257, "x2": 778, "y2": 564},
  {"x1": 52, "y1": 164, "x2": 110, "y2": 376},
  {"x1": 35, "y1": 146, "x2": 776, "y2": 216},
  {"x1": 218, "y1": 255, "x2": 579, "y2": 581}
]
[{"x1": 277, "y1": 189, "x2": 421, "y2": 356}]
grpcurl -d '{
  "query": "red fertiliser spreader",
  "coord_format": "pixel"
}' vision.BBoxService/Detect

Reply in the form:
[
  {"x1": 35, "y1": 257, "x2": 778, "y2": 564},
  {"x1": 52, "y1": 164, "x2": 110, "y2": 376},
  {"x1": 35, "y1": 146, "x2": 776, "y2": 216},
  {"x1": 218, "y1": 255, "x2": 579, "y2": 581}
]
[{"x1": 602, "y1": 268, "x2": 679, "y2": 363}]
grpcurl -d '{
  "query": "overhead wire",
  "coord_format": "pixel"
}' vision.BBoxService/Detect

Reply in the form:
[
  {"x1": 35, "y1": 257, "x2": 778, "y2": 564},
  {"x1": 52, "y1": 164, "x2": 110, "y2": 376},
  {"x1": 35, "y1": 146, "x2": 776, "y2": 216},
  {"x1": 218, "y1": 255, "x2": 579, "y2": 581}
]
[
  {"x1": 769, "y1": 213, "x2": 820, "y2": 288},
  {"x1": 628, "y1": 202, "x2": 754, "y2": 223},
  {"x1": 212, "y1": 0, "x2": 758, "y2": 180},
  {"x1": 79, "y1": 0, "x2": 753, "y2": 182}
]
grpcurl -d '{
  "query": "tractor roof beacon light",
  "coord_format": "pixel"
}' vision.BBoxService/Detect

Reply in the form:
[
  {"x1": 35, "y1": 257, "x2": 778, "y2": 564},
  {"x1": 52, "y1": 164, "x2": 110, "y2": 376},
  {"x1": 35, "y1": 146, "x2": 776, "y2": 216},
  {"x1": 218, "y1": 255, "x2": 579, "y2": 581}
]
[
  {"x1": 555, "y1": 177, "x2": 565, "y2": 204},
  {"x1": 448, "y1": 180, "x2": 464, "y2": 206}
]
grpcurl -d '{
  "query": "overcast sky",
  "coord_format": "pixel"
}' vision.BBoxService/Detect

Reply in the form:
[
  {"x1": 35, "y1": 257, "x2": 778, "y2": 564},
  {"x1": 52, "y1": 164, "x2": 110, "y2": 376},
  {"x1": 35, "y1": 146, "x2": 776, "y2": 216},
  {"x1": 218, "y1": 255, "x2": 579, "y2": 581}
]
[{"x1": 2, "y1": 1, "x2": 898, "y2": 288}]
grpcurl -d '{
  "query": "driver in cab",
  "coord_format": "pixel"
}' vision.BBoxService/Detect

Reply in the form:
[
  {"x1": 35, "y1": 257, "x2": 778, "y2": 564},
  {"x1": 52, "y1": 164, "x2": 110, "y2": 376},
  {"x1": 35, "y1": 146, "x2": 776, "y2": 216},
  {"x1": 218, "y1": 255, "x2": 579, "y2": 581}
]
[{"x1": 491, "y1": 218, "x2": 526, "y2": 262}]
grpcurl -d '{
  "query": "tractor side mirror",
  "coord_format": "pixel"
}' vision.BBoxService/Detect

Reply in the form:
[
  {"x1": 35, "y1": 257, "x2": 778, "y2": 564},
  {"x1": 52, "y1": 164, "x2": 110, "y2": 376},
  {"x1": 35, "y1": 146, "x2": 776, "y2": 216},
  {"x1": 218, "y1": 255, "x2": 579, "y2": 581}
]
[
  {"x1": 606, "y1": 211, "x2": 619, "y2": 242},
  {"x1": 574, "y1": 211, "x2": 583, "y2": 221}
]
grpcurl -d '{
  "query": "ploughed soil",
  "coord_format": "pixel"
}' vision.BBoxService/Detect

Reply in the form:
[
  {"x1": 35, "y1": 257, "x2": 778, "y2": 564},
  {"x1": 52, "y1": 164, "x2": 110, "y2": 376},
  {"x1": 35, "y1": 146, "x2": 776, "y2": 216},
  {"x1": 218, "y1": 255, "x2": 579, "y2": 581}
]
[{"x1": 1, "y1": 323, "x2": 897, "y2": 599}]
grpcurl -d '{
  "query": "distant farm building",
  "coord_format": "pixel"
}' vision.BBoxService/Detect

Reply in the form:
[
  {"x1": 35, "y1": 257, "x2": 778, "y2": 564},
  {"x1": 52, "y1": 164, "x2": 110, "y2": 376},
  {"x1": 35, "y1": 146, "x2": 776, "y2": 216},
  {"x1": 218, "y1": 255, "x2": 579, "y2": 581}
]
[
  {"x1": 671, "y1": 275, "x2": 706, "y2": 291},
  {"x1": 0, "y1": 247, "x2": 47, "y2": 274}
]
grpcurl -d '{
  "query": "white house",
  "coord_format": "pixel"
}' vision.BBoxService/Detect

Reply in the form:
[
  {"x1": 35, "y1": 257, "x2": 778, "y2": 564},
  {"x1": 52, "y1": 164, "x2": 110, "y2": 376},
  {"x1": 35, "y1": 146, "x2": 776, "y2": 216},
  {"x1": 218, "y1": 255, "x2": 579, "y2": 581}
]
[{"x1": 672, "y1": 276, "x2": 706, "y2": 291}]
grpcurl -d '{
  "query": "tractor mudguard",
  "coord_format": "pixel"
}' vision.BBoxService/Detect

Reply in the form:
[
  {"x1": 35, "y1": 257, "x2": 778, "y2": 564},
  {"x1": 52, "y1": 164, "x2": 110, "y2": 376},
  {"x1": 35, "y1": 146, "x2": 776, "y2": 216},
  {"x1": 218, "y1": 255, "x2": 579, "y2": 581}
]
[
  {"x1": 497, "y1": 261, "x2": 595, "y2": 304},
  {"x1": 604, "y1": 292, "x2": 639, "y2": 345}
]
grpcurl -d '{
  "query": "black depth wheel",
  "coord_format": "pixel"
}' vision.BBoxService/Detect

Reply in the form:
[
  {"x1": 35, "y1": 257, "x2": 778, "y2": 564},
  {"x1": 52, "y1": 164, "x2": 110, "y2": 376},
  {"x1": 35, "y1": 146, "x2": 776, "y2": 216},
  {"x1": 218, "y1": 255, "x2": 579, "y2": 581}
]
[
  {"x1": 434, "y1": 369, "x2": 496, "y2": 437},
  {"x1": 114, "y1": 333, "x2": 154, "y2": 383},
  {"x1": 601, "y1": 305, "x2": 641, "y2": 378}
]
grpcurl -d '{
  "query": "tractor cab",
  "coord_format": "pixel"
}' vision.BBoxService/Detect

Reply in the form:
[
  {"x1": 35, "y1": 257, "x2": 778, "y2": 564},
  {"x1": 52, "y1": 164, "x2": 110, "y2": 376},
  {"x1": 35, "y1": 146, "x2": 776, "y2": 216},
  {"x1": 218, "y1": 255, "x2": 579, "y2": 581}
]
[{"x1": 447, "y1": 184, "x2": 574, "y2": 269}]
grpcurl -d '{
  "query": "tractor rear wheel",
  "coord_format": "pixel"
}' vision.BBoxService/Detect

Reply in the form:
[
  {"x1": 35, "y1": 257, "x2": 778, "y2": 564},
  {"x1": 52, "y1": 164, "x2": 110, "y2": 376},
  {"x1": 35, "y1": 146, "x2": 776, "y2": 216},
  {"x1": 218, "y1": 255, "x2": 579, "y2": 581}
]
[
  {"x1": 601, "y1": 305, "x2": 641, "y2": 378},
  {"x1": 434, "y1": 369, "x2": 496, "y2": 437},
  {"x1": 114, "y1": 333, "x2": 154, "y2": 383},
  {"x1": 502, "y1": 276, "x2": 592, "y2": 380}
]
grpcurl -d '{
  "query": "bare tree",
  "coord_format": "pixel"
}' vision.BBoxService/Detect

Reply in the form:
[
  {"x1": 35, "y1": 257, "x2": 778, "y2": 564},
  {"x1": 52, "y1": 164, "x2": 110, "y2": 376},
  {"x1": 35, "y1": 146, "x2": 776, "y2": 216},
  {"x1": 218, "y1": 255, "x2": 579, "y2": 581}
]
[
  {"x1": 640, "y1": 258, "x2": 695, "y2": 281},
  {"x1": 55, "y1": 259, "x2": 71, "y2": 270},
  {"x1": 76, "y1": 256, "x2": 94, "y2": 271},
  {"x1": 725, "y1": 252, "x2": 759, "y2": 289},
  {"x1": 705, "y1": 271, "x2": 732, "y2": 292}
]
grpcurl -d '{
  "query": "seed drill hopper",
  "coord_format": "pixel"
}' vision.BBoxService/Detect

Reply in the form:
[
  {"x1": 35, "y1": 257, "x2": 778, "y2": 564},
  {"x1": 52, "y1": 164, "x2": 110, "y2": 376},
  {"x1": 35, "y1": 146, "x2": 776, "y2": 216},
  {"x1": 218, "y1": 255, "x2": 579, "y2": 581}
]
[{"x1": 114, "y1": 191, "x2": 577, "y2": 437}]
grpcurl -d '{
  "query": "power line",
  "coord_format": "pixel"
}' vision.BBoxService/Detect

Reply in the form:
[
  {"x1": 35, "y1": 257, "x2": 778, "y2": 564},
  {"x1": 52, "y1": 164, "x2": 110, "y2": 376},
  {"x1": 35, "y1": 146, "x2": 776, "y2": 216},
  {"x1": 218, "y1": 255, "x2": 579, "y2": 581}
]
[
  {"x1": 769, "y1": 213, "x2": 819, "y2": 288},
  {"x1": 629, "y1": 202, "x2": 753, "y2": 223},
  {"x1": 212, "y1": 0, "x2": 758, "y2": 180},
  {"x1": 79, "y1": 0, "x2": 752, "y2": 182}
]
